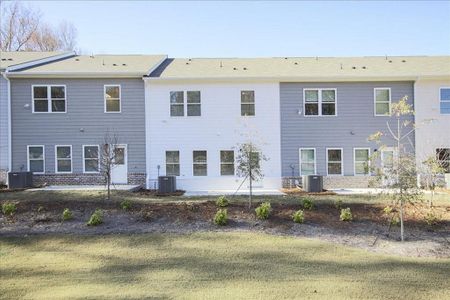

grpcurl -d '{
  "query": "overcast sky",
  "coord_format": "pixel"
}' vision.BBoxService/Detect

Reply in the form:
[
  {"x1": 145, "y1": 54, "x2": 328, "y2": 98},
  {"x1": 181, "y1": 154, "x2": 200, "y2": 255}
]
[{"x1": 18, "y1": 0, "x2": 450, "y2": 57}]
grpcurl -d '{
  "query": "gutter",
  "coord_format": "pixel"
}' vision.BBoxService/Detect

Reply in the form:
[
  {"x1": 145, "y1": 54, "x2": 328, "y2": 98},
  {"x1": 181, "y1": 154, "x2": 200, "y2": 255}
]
[{"x1": 2, "y1": 71, "x2": 12, "y2": 183}]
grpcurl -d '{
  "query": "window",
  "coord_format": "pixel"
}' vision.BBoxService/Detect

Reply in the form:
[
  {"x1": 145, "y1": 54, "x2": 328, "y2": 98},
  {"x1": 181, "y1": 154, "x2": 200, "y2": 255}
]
[
  {"x1": 32, "y1": 85, "x2": 66, "y2": 113},
  {"x1": 193, "y1": 151, "x2": 207, "y2": 176},
  {"x1": 354, "y1": 148, "x2": 370, "y2": 175},
  {"x1": 440, "y1": 88, "x2": 450, "y2": 114},
  {"x1": 55, "y1": 145, "x2": 72, "y2": 173},
  {"x1": 304, "y1": 89, "x2": 336, "y2": 116},
  {"x1": 166, "y1": 151, "x2": 180, "y2": 176},
  {"x1": 83, "y1": 145, "x2": 99, "y2": 173},
  {"x1": 381, "y1": 149, "x2": 395, "y2": 170},
  {"x1": 241, "y1": 90, "x2": 255, "y2": 116},
  {"x1": 374, "y1": 88, "x2": 391, "y2": 116},
  {"x1": 170, "y1": 91, "x2": 184, "y2": 116},
  {"x1": 436, "y1": 148, "x2": 450, "y2": 173},
  {"x1": 27, "y1": 145, "x2": 45, "y2": 173},
  {"x1": 220, "y1": 150, "x2": 235, "y2": 176},
  {"x1": 299, "y1": 148, "x2": 316, "y2": 175},
  {"x1": 104, "y1": 85, "x2": 121, "y2": 112},
  {"x1": 187, "y1": 91, "x2": 201, "y2": 116},
  {"x1": 327, "y1": 148, "x2": 343, "y2": 175}
]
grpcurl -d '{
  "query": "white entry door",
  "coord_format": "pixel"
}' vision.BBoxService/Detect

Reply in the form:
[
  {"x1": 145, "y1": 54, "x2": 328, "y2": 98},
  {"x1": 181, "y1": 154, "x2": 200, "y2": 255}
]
[{"x1": 111, "y1": 145, "x2": 127, "y2": 184}]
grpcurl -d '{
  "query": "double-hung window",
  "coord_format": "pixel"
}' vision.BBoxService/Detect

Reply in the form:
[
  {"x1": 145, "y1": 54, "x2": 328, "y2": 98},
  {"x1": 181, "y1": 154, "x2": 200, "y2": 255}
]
[
  {"x1": 104, "y1": 85, "x2": 121, "y2": 112},
  {"x1": 170, "y1": 91, "x2": 201, "y2": 116},
  {"x1": 299, "y1": 148, "x2": 316, "y2": 175},
  {"x1": 241, "y1": 90, "x2": 255, "y2": 116},
  {"x1": 327, "y1": 148, "x2": 343, "y2": 175},
  {"x1": 187, "y1": 91, "x2": 201, "y2": 116},
  {"x1": 32, "y1": 85, "x2": 66, "y2": 113},
  {"x1": 374, "y1": 88, "x2": 391, "y2": 116},
  {"x1": 28, "y1": 145, "x2": 45, "y2": 174},
  {"x1": 193, "y1": 151, "x2": 207, "y2": 176},
  {"x1": 55, "y1": 145, "x2": 72, "y2": 173},
  {"x1": 436, "y1": 148, "x2": 450, "y2": 173},
  {"x1": 220, "y1": 150, "x2": 235, "y2": 176},
  {"x1": 354, "y1": 148, "x2": 370, "y2": 175},
  {"x1": 304, "y1": 89, "x2": 336, "y2": 116},
  {"x1": 166, "y1": 151, "x2": 180, "y2": 176},
  {"x1": 83, "y1": 145, "x2": 99, "y2": 173},
  {"x1": 440, "y1": 88, "x2": 450, "y2": 114}
]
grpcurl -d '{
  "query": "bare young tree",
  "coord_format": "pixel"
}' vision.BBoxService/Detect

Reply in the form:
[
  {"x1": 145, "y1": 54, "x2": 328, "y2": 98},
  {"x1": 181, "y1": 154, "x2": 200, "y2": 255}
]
[
  {"x1": 100, "y1": 132, "x2": 120, "y2": 201},
  {"x1": 0, "y1": 1, "x2": 77, "y2": 51},
  {"x1": 421, "y1": 149, "x2": 449, "y2": 207}
]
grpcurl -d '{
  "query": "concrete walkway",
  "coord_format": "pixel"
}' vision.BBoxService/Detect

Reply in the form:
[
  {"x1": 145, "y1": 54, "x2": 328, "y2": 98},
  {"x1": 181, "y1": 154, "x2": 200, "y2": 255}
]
[{"x1": 28, "y1": 185, "x2": 141, "y2": 192}]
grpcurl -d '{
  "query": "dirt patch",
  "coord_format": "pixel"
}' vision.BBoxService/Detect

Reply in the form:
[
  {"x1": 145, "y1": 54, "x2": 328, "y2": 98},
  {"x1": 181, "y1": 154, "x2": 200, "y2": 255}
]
[
  {"x1": 281, "y1": 188, "x2": 337, "y2": 196},
  {"x1": 136, "y1": 189, "x2": 186, "y2": 197},
  {"x1": 1, "y1": 198, "x2": 449, "y2": 258}
]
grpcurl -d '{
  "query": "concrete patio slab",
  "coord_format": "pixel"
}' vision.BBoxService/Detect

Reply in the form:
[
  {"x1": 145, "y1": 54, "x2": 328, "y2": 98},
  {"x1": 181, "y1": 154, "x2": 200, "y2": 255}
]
[{"x1": 183, "y1": 189, "x2": 285, "y2": 197}]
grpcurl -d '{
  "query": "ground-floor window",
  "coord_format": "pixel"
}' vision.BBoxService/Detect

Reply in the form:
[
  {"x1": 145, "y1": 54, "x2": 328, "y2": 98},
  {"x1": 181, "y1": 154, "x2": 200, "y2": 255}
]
[
  {"x1": 354, "y1": 148, "x2": 370, "y2": 175},
  {"x1": 55, "y1": 145, "x2": 72, "y2": 173},
  {"x1": 83, "y1": 145, "x2": 99, "y2": 173},
  {"x1": 220, "y1": 150, "x2": 235, "y2": 175},
  {"x1": 166, "y1": 151, "x2": 180, "y2": 176},
  {"x1": 327, "y1": 148, "x2": 343, "y2": 175},
  {"x1": 299, "y1": 148, "x2": 316, "y2": 175},
  {"x1": 28, "y1": 145, "x2": 45, "y2": 174},
  {"x1": 436, "y1": 148, "x2": 450, "y2": 173},
  {"x1": 193, "y1": 151, "x2": 207, "y2": 176}
]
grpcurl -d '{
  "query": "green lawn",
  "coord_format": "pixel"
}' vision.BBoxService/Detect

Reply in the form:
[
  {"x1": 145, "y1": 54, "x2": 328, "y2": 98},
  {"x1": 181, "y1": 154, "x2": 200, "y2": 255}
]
[{"x1": 1, "y1": 232, "x2": 449, "y2": 299}]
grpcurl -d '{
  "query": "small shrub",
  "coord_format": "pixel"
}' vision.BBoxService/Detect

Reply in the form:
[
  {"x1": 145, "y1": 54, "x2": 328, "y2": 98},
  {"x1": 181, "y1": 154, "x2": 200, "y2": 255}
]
[
  {"x1": 37, "y1": 205, "x2": 45, "y2": 213},
  {"x1": 213, "y1": 209, "x2": 228, "y2": 226},
  {"x1": 2, "y1": 202, "x2": 16, "y2": 216},
  {"x1": 87, "y1": 209, "x2": 103, "y2": 226},
  {"x1": 390, "y1": 215, "x2": 400, "y2": 226},
  {"x1": 292, "y1": 210, "x2": 304, "y2": 223},
  {"x1": 255, "y1": 202, "x2": 271, "y2": 220},
  {"x1": 120, "y1": 199, "x2": 132, "y2": 210},
  {"x1": 302, "y1": 197, "x2": 314, "y2": 210},
  {"x1": 424, "y1": 211, "x2": 440, "y2": 226},
  {"x1": 62, "y1": 208, "x2": 73, "y2": 221},
  {"x1": 335, "y1": 200, "x2": 343, "y2": 210},
  {"x1": 340, "y1": 208, "x2": 353, "y2": 221},
  {"x1": 383, "y1": 206, "x2": 393, "y2": 215},
  {"x1": 141, "y1": 209, "x2": 152, "y2": 221},
  {"x1": 216, "y1": 195, "x2": 229, "y2": 207}
]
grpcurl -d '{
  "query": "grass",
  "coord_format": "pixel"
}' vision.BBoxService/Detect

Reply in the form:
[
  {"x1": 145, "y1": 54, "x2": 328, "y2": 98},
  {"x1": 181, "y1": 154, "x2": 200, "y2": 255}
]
[{"x1": 0, "y1": 232, "x2": 449, "y2": 299}]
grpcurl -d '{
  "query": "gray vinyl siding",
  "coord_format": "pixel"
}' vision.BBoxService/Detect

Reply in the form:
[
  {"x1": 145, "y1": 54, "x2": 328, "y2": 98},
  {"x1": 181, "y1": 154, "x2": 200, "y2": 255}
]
[
  {"x1": 0, "y1": 75, "x2": 8, "y2": 170},
  {"x1": 10, "y1": 78, "x2": 146, "y2": 173},
  {"x1": 280, "y1": 82, "x2": 415, "y2": 177}
]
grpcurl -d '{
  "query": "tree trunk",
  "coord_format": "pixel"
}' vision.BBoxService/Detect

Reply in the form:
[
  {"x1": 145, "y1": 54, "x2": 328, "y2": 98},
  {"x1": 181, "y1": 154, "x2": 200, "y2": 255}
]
[
  {"x1": 249, "y1": 167, "x2": 252, "y2": 209},
  {"x1": 107, "y1": 173, "x2": 111, "y2": 201},
  {"x1": 400, "y1": 197, "x2": 404, "y2": 242}
]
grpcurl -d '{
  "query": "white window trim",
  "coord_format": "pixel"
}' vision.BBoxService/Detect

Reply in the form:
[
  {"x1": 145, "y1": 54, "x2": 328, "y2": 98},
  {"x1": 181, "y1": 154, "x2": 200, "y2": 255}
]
[
  {"x1": 220, "y1": 150, "x2": 235, "y2": 176},
  {"x1": 326, "y1": 148, "x2": 344, "y2": 176},
  {"x1": 31, "y1": 85, "x2": 67, "y2": 113},
  {"x1": 104, "y1": 84, "x2": 122, "y2": 113},
  {"x1": 27, "y1": 145, "x2": 45, "y2": 174},
  {"x1": 193, "y1": 150, "x2": 207, "y2": 176},
  {"x1": 303, "y1": 88, "x2": 337, "y2": 117},
  {"x1": 353, "y1": 148, "x2": 370, "y2": 176},
  {"x1": 55, "y1": 145, "x2": 72, "y2": 174},
  {"x1": 82, "y1": 145, "x2": 100, "y2": 173},
  {"x1": 241, "y1": 90, "x2": 256, "y2": 117},
  {"x1": 165, "y1": 150, "x2": 180, "y2": 176},
  {"x1": 299, "y1": 148, "x2": 316, "y2": 176},
  {"x1": 374, "y1": 87, "x2": 391, "y2": 116},
  {"x1": 439, "y1": 87, "x2": 450, "y2": 115}
]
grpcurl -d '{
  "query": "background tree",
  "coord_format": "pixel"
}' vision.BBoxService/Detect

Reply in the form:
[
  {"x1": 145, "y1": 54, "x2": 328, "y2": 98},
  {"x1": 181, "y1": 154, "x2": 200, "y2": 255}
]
[
  {"x1": 368, "y1": 96, "x2": 422, "y2": 242},
  {"x1": 236, "y1": 142, "x2": 267, "y2": 209},
  {"x1": 0, "y1": 1, "x2": 77, "y2": 51},
  {"x1": 100, "y1": 132, "x2": 120, "y2": 201},
  {"x1": 421, "y1": 150, "x2": 448, "y2": 207}
]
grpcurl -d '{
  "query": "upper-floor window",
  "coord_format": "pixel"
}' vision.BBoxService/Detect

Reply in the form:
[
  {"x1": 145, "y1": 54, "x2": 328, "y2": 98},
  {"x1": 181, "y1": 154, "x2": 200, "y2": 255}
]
[
  {"x1": 166, "y1": 151, "x2": 180, "y2": 176},
  {"x1": 28, "y1": 145, "x2": 45, "y2": 174},
  {"x1": 170, "y1": 91, "x2": 201, "y2": 117},
  {"x1": 304, "y1": 88, "x2": 336, "y2": 116},
  {"x1": 55, "y1": 145, "x2": 72, "y2": 173},
  {"x1": 104, "y1": 85, "x2": 121, "y2": 113},
  {"x1": 374, "y1": 88, "x2": 391, "y2": 116},
  {"x1": 32, "y1": 85, "x2": 66, "y2": 113},
  {"x1": 327, "y1": 148, "x2": 343, "y2": 175},
  {"x1": 193, "y1": 150, "x2": 207, "y2": 176},
  {"x1": 436, "y1": 148, "x2": 450, "y2": 173},
  {"x1": 241, "y1": 90, "x2": 255, "y2": 116},
  {"x1": 440, "y1": 88, "x2": 450, "y2": 114},
  {"x1": 220, "y1": 150, "x2": 235, "y2": 176}
]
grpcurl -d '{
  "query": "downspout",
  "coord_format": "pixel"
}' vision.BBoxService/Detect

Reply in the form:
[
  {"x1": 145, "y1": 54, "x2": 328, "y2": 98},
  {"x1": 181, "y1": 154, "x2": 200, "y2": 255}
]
[
  {"x1": 142, "y1": 77, "x2": 149, "y2": 189},
  {"x1": 2, "y1": 71, "x2": 12, "y2": 184}
]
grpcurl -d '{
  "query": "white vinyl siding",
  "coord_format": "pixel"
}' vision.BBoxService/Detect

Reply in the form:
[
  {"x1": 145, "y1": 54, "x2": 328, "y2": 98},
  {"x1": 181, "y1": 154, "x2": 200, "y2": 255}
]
[
  {"x1": 304, "y1": 88, "x2": 336, "y2": 116},
  {"x1": 32, "y1": 85, "x2": 66, "y2": 113},
  {"x1": 83, "y1": 145, "x2": 99, "y2": 173},
  {"x1": 166, "y1": 151, "x2": 180, "y2": 176},
  {"x1": 354, "y1": 148, "x2": 370, "y2": 175},
  {"x1": 374, "y1": 88, "x2": 391, "y2": 116},
  {"x1": 104, "y1": 85, "x2": 121, "y2": 113},
  {"x1": 27, "y1": 145, "x2": 45, "y2": 174},
  {"x1": 299, "y1": 148, "x2": 316, "y2": 175},
  {"x1": 55, "y1": 145, "x2": 72, "y2": 173},
  {"x1": 327, "y1": 148, "x2": 343, "y2": 175}
]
